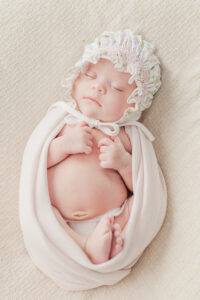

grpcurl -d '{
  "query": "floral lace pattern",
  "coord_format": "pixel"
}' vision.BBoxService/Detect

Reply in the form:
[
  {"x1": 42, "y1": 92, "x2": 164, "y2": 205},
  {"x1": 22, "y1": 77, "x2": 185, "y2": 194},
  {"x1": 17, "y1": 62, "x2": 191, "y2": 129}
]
[{"x1": 61, "y1": 29, "x2": 161, "y2": 123}]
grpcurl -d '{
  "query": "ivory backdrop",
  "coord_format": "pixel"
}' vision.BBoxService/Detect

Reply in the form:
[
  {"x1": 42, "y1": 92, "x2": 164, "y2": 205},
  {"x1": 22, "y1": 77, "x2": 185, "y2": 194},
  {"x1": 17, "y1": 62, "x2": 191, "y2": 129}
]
[{"x1": 1, "y1": 0, "x2": 200, "y2": 299}]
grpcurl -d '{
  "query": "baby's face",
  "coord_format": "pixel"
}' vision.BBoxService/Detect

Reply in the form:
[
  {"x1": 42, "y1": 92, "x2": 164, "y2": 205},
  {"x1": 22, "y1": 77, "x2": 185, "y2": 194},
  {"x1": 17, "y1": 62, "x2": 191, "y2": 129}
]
[{"x1": 71, "y1": 58, "x2": 137, "y2": 122}]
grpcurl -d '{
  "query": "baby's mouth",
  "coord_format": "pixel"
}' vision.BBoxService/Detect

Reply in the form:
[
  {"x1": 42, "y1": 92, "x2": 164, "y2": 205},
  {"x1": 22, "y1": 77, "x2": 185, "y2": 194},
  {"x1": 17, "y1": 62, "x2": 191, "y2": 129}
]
[{"x1": 83, "y1": 97, "x2": 102, "y2": 107}]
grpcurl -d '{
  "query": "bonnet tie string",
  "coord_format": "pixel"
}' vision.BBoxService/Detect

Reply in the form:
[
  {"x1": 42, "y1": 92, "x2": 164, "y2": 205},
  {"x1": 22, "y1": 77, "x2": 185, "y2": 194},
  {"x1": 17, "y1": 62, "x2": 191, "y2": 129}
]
[{"x1": 48, "y1": 101, "x2": 155, "y2": 141}]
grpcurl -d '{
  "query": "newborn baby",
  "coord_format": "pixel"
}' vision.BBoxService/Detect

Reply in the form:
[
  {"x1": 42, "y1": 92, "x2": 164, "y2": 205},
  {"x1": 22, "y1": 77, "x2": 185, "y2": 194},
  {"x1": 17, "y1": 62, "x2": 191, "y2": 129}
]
[
  {"x1": 47, "y1": 29, "x2": 161, "y2": 264},
  {"x1": 47, "y1": 58, "x2": 135, "y2": 264}
]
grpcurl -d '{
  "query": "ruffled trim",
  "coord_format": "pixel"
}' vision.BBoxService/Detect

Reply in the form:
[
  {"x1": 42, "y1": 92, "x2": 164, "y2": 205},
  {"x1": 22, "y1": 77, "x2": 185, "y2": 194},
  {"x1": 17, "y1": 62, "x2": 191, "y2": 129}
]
[{"x1": 61, "y1": 29, "x2": 161, "y2": 122}]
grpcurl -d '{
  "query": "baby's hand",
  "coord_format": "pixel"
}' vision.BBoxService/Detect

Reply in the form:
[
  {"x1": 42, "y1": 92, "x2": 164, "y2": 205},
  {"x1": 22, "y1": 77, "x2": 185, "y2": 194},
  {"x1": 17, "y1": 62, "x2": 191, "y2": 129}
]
[
  {"x1": 64, "y1": 121, "x2": 93, "y2": 155},
  {"x1": 98, "y1": 136, "x2": 130, "y2": 171}
]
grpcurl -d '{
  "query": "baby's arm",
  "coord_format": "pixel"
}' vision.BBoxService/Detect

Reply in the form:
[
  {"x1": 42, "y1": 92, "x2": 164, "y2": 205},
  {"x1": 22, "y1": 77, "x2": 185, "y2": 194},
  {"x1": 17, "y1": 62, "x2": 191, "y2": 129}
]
[
  {"x1": 98, "y1": 133, "x2": 133, "y2": 192},
  {"x1": 118, "y1": 152, "x2": 133, "y2": 192},
  {"x1": 47, "y1": 135, "x2": 70, "y2": 168}
]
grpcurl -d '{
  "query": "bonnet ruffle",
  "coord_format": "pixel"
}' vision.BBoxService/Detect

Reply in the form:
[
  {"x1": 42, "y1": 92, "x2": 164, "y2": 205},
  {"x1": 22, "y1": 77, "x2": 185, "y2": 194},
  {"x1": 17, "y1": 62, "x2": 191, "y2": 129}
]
[{"x1": 61, "y1": 29, "x2": 161, "y2": 122}]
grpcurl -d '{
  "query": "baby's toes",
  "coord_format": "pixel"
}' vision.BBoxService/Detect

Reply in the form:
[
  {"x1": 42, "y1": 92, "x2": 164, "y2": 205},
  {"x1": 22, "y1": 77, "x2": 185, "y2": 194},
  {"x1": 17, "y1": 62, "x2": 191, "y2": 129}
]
[
  {"x1": 110, "y1": 234, "x2": 123, "y2": 259},
  {"x1": 114, "y1": 244, "x2": 122, "y2": 252},
  {"x1": 101, "y1": 216, "x2": 113, "y2": 234},
  {"x1": 107, "y1": 214, "x2": 114, "y2": 224},
  {"x1": 114, "y1": 229, "x2": 121, "y2": 238},
  {"x1": 105, "y1": 215, "x2": 114, "y2": 225},
  {"x1": 116, "y1": 236, "x2": 123, "y2": 246},
  {"x1": 112, "y1": 223, "x2": 121, "y2": 232}
]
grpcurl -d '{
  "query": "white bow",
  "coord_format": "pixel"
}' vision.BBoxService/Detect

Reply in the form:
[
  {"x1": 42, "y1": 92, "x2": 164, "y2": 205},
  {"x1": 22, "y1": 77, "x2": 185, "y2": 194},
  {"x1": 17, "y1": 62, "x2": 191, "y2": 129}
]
[{"x1": 48, "y1": 101, "x2": 155, "y2": 141}]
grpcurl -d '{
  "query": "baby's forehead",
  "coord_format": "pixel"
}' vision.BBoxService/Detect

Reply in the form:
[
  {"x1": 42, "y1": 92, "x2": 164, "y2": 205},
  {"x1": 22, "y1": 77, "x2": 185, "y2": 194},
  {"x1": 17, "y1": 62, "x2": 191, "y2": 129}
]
[{"x1": 86, "y1": 60, "x2": 132, "y2": 83}]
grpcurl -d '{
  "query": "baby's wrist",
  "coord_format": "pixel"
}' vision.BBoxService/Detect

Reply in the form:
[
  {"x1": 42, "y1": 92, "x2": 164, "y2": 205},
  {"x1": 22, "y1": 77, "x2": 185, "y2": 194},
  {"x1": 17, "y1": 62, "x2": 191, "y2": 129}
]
[
  {"x1": 61, "y1": 134, "x2": 73, "y2": 155},
  {"x1": 117, "y1": 151, "x2": 132, "y2": 173}
]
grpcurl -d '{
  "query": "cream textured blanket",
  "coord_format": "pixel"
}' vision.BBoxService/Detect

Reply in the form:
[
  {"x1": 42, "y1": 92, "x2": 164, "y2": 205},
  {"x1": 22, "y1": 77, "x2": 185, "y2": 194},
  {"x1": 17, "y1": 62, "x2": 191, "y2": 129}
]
[{"x1": 19, "y1": 104, "x2": 167, "y2": 291}]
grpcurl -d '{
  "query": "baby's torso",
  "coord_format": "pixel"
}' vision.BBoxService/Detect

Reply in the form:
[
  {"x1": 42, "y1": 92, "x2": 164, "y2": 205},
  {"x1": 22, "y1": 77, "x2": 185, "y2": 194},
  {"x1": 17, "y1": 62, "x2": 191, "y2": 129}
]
[{"x1": 47, "y1": 123, "x2": 132, "y2": 221}]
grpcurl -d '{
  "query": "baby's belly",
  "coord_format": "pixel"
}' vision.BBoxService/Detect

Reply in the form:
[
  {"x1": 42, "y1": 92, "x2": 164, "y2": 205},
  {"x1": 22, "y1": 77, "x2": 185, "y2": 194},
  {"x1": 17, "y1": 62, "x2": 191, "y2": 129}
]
[{"x1": 47, "y1": 150, "x2": 128, "y2": 221}]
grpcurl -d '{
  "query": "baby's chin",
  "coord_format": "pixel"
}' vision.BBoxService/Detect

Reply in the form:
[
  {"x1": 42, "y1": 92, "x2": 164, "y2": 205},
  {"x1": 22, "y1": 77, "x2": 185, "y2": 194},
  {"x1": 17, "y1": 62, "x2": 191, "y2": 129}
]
[
  {"x1": 77, "y1": 102, "x2": 102, "y2": 120},
  {"x1": 80, "y1": 109, "x2": 120, "y2": 123}
]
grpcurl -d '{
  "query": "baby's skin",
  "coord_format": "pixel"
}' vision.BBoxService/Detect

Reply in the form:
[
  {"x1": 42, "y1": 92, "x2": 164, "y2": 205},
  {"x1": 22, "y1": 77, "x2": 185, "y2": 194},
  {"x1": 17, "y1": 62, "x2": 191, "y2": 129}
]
[{"x1": 47, "y1": 58, "x2": 136, "y2": 264}]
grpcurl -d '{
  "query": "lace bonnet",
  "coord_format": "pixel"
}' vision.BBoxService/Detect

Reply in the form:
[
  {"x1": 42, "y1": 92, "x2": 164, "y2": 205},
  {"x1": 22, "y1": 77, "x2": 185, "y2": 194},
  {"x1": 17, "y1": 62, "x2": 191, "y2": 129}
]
[{"x1": 61, "y1": 29, "x2": 161, "y2": 123}]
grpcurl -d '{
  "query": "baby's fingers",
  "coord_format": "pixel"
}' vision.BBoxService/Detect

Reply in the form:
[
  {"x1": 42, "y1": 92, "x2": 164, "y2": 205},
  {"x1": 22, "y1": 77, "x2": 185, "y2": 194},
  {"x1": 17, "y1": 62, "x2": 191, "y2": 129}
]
[
  {"x1": 99, "y1": 146, "x2": 107, "y2": 153},
  {"x1": 84, "y1": 146, "x2": 92, "y2": 154},
  {"x1": 87, "y1": 140, "x2": 93, "y2": 147},
  {"x1": 98, "y1": 137, "x2": 112, "y2": 148},
  {"x1": 79, "y1": 121, "x2": 92, "y2": 133},
  {"x1": 83, "y1": 126, "x2": 93, "y2": 135}
]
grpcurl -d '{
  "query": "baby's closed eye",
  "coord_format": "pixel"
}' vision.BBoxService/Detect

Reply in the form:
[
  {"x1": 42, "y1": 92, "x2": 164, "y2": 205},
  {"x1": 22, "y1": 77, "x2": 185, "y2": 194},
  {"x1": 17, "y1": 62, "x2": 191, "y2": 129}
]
[
  {"x1": 111, "y1": 85, "x2": 123, "y2": 92},
  {"x1": 83, "y1": 71, "x2": 126, "y2": 94},
  {"x1": 84, "y1": 72, "x2": 96, "y2": 79}
]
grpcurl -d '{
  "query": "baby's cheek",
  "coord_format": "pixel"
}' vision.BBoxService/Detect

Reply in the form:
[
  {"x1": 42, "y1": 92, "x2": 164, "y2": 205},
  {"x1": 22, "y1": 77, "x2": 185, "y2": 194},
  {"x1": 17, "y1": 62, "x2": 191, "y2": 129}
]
[
  {"x1": 113, "y1": 105, "x2": 125, "y2": 120},
  {"x1": 110, "y1": 101, "x2": 124, "y2": 117}
]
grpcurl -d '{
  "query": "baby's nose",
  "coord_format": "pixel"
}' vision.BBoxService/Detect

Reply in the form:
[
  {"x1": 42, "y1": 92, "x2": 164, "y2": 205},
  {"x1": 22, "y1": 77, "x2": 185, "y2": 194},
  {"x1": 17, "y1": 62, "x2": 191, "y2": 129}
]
[{"x1": 92, "y1": 82, "x2": 106, "y2": 94}]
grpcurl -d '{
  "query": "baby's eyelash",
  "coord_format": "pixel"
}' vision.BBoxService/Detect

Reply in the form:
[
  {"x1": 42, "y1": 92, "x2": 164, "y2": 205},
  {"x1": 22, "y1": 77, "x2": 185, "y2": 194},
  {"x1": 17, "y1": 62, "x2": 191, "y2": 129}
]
[
  {"x1": 85, "y1": 73, "x2": 95, "y2": 78},
  {"x1": 112, "y1": 86, "x2": 123, "y2": 92}
]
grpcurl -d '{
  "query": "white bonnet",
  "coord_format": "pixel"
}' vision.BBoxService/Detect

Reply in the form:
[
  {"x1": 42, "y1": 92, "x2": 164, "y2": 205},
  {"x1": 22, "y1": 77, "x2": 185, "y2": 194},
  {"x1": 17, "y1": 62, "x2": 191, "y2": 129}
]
[{"x1": 62, "y1": 29, "x2": 162, "y2": 122}]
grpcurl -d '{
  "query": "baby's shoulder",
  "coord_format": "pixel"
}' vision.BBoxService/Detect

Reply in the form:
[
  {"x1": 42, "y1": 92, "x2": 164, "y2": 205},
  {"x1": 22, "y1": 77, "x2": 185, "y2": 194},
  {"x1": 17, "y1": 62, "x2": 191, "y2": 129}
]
[{"x1": 119, "y1": 127, "x2": 132, "y2": 154}]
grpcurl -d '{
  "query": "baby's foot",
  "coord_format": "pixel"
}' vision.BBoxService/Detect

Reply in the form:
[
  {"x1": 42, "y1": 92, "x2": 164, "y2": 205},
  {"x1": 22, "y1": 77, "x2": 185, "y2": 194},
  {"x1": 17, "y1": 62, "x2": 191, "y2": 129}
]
[
  {"x1": 110, "y1": 223, "x2": 123, "y2": 259},
  {"x1": 85, "y1": 214, "x2": 114, "y2": 264}
]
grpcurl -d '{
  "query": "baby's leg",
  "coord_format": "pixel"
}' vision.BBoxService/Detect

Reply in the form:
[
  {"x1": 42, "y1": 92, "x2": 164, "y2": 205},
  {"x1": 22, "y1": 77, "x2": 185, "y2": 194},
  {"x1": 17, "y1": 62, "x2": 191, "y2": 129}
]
[
  {"x1": 110, "y1": 195, "x2": 134, "y2": 258},
  {"x1": 52, "y1": 206, "x2": 114, "y2": 264},
  {"x1": 114, "y1": 194, "x2": 134, "y2": 235}
]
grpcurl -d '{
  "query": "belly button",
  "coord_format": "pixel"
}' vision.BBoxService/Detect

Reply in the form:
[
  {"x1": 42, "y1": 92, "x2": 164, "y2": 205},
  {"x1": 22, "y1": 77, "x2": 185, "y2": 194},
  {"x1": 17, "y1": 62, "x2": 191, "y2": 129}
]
[{"x1": 72, "y1": 211, "x2": 89, "y2": 219}]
